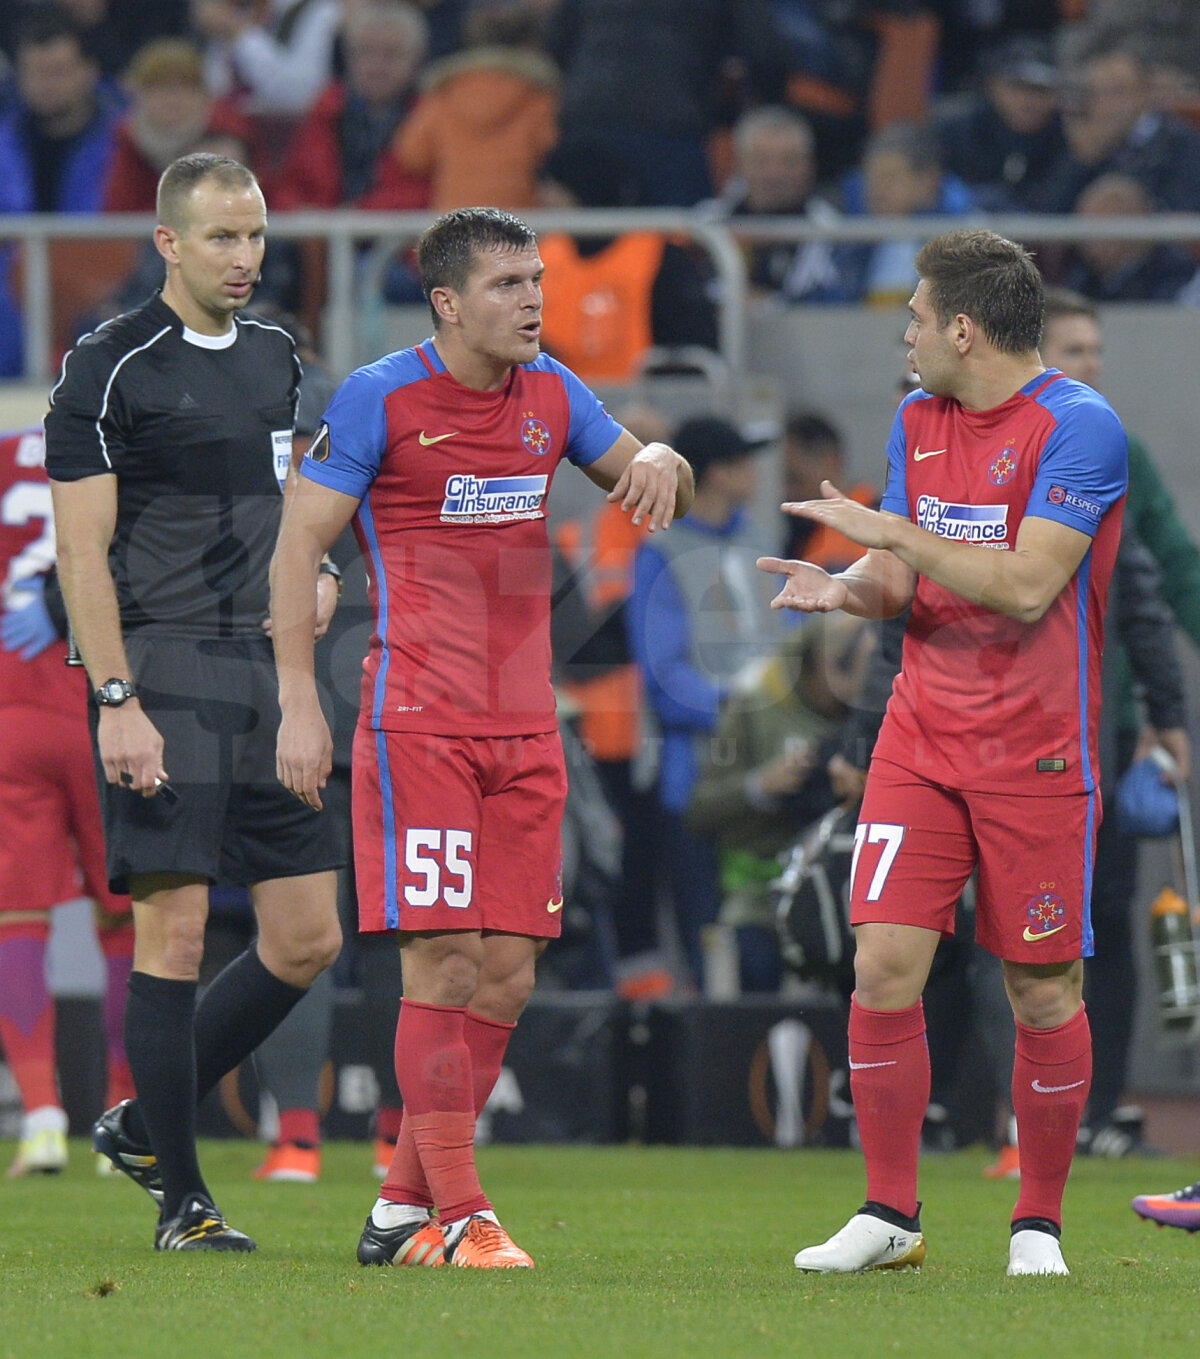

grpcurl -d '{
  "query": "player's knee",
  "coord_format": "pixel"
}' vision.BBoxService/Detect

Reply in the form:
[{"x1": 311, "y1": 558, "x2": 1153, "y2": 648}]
[
  {"x1": 852, "y1": 949, "x2": 924, "y2": 1009},
  {"x1": 1005, "y1": 966, "x2": 1081, "y2": 1028}
]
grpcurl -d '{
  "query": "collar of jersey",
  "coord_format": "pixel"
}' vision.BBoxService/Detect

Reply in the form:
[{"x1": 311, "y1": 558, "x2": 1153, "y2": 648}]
[{"x1": 181, "y1": 324, "x2": 238, "y2": 350}]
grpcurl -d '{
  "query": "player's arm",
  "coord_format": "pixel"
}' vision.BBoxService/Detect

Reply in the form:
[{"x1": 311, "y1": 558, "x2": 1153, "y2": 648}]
[
  {"x1": 49, "y1": 474, "x2": 167, "y2": 793},
  {"x1": 784, "y1": 480, "x2": 1091, "y2": 623},
  {"x1": 269, "y1": 474, "x2": 360, "y2": 809},
  {"x1": 757, "y1": 529, "x2": 917, "y2": 620},
  {"x1": 581, "y1": 428, "x2": 695, "y2": 531}
]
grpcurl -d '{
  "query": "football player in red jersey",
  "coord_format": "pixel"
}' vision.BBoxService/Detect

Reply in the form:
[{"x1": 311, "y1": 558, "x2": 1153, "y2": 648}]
[
  {"x1": 270, "y1": 207, "x2": 692, "y2": 1268},
  {"x1": 759, "y1": 228, "x2": 1127, "y2": 1277},
  {"x1": 0, "y1": 426, "x2": 134, "y2": 1177}
]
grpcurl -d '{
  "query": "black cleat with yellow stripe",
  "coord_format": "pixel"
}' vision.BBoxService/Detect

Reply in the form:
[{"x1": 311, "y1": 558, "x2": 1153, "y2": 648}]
[{"x1": 154, "y1": 1195, "x2": 256, "y2": 1252}]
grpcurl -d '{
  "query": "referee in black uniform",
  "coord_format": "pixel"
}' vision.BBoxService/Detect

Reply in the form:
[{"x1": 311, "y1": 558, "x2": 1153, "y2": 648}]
[{"x1": 45, "y1": 153, "x2": 343, "y2": 1252}]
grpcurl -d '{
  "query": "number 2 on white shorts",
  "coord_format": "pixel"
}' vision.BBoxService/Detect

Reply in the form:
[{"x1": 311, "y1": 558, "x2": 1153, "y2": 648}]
[{"x1": 850, "y1": 822, "x2": 906, "y2": 902}]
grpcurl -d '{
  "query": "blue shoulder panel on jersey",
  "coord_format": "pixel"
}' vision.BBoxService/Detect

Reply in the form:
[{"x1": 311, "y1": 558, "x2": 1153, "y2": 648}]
[
  {"x1": 879, "y1": 388, "x2": 933, "y2": 516},
  {"x1": 526, "y1": 353, "x2": 622, "y2": 466},
  {"x1": 1026, "y1": 374, "x2": 1128, "y2": 536},
  {"x1": 300, "y1": 346, "x2": 431, "y2": 499}
]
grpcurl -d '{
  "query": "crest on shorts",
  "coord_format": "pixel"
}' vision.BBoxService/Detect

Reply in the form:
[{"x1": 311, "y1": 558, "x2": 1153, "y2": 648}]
[
  {"x1": 989, "y1": 447, "x2": 1017, "y2": 485},
  {"x1": 1024, "y1": 891, "x2": 1066, "y2": 936},
  {"x1": 521, "y1": 415, "x2": 552, "y2": 456}
]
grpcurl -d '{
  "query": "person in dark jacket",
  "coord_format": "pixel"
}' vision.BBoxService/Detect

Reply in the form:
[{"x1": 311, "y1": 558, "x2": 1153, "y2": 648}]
[{"x1": 547, "y1": 0, "x2": 788, "y2": 206}]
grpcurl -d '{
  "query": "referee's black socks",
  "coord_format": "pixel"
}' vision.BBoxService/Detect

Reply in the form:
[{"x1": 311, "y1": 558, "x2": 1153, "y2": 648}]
[
  {"x1": 194, "y1": 948, "x2": 309, "y2": 1102},
  {"x1": 124, "y1": 971, "x2": 210, "y2": 1218}
]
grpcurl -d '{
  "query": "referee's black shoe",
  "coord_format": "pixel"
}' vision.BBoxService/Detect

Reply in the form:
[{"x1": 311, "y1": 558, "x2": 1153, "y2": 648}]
[
  {"x1": 155, "y1": 1194, "x2": 256, "y2": 1252},
  {"x1": 93, "y1": 1100, "x2": 163, "y2": 1207}
]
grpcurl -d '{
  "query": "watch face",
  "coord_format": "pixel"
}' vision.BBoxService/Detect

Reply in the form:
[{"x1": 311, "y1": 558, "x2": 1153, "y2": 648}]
[{"x1": 98, "y1": 679, "x2": 133, "y2": 705}]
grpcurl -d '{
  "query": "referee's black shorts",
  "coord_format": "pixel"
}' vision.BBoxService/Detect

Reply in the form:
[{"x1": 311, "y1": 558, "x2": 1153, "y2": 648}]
[{"x1": 91, "y1": 634, "x2": 344, "y2": 894}]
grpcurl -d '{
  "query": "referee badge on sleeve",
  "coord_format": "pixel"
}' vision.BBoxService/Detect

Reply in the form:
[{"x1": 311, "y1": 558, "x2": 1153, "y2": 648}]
[
  {"x1": 306, "y1": 423, "x2": 330, "y2": 463},
  {"x1": 272, "y1": 429, "x2": 293, "y2": 488}
]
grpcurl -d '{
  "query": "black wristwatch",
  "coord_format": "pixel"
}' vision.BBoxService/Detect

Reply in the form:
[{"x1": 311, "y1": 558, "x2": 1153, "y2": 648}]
[
  {"x1": 318, "y1": 559, "x2": 343, "y2": 595},
  {"x1": 95, "y1": 677, "x2": 137, "y2": 707}
]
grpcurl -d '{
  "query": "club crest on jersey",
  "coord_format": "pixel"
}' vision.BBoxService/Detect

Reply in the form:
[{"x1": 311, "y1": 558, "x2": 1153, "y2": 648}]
[
  {"x1": 440, "y1": 473, "x2": 548, "y2": 523},
  {"x1": 1047, "y1": 484, "x2": 1103, "y2": 524},
  {"x1": 1024, "y1": 891, "x2": 1066, "y2": 937},
  {"x1": 989, "y1": 447, "x2": 1018, "y2": 485},
  {"x1": 305, "y1": 424, "x2": 330, "y2": 463},
  {"x1": 915, "y1": 494, "x2": 1008, "y2": 543},
  {"x1": 521, "y1": 416, "x2": 552, "y2": 456}
]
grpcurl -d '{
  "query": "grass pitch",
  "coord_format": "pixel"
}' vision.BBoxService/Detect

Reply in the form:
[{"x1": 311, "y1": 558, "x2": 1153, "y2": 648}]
[{"x1": 2, "y1": 1140, "x2": 1198, "y2": 1359}]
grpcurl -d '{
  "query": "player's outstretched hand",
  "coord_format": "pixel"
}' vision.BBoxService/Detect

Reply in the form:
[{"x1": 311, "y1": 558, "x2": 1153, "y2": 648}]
[
  {"x1": 756, "y1": 556, "x2": 849, "y2": 613},
  {"x1": 607, "y1": 441, "x2": 685, "y2": 532},
  {"x1": 782, "y1": 481, "x2": 894, "y2": 551},
  {"x1": 98, "y1": 705, "x2": 168, "y2": 796},
  {"x1": 277, "y1": 699, "x2": 333, "y2": 811}
]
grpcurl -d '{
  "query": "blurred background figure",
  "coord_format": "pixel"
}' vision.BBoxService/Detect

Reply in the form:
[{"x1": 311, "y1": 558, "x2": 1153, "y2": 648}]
[
  {"x1": 0, "y1": 424, "x2": 134, "y2": 1178},
  {"x1": 1061, "y1": 173, "x2": 1200, "y2": 303},
  {"x1": 1031, "y1": 33, "x2": 1200, "y2": 213},
  {"x1": 687, "y1": 613, "x2": 873, "y2": 993},
  {"x1": 102, "y1": 38, "x2": 252, "y2": 212},
  {"x1": 0, "y1": 0, "x2": 190, "y2": 82},
  {"x1": 192, "y1": 0, "x2": 341, "y2": 117},
  {"x1": 778, "y1": 410, "x2": 877, "y2": 568},
  {"x1": 935, "y1": 34, "x2": 1066, "y2": 211},
  {"x1": 395, "y1": 3, "x2": 557, "y2": 210},
  {"x1": 704, "y1": 105, "x2": 845, "y2": 305},
  {"x1": 626, "y1": 414, "x2": 782, "y2": 991},
  {"x1": 535, "y1": 140, "x2": 717, "y2": 384},
  {"x1": 0, "y1": 7, "x2": 123, "y2": 374},
  {"x1": 547, "y1": 0, "x2": 788, "y2": 207},
  {"x1": 272, "y1": 0, "x2": 430, "y2": 210},
  {"x1": 828, "y1": 120, "x2": 976, "y2": 307}
]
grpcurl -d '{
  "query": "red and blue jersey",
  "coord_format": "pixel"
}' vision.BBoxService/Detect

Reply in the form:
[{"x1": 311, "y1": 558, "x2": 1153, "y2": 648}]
[
  {"x1": 874, "y1": 370, "x2": 1127, "y2": 795},
  {"x1": 0, "y1": 427, "x2": 80, "y2": 712},
  {"x1": 300, "y1": 340, "x2": 622, "y2": 736}
]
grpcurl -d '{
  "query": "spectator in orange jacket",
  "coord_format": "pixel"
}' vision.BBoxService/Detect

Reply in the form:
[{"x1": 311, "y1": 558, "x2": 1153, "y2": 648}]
[
  {"x1": 272, "y1": 0, "x2": 429, "y2": 210},
  {"x1": 103, "y1": 39, "x2": 254, "y2": 213},
  {"x1": 395, "y1": 7, "x2": 558, "y2": 209}
]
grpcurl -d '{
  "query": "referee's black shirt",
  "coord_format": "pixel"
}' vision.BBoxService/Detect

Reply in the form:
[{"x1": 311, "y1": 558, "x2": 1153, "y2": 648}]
[{"x1": 45, "y1": 293, "x2": 301, "y2": 639}]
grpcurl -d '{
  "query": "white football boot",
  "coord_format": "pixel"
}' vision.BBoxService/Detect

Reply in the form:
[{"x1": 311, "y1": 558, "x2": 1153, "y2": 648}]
[
  {"x1": 795, "y1": 1208, "x2": 926, "y2": 1273},
  {"x1": 1007, "y1": 1228, "x2": 1069, "y2": 1276}
]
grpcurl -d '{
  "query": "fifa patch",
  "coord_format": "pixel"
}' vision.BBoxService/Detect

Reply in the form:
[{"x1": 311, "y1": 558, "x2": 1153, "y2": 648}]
[
  {"x1": 1047, "y1": 484, "x2": 1103, "y2": 522},
  {"x1": 306, "y1": 424, "x2": 330, "y2": 463},
  {"x1": 989, "y1": 447, "x2": 1018, "y2": 485},
  {"x1": 915, "y1": 494, "x2": 1007, "y2": 543},
  {"x1": 521, "y1": 415, "x2": 552, "y2": 456},
  {"x1": 440, "y1": 473, "x2": 547, "y2": 522},
  {"x1": 1024, "y1": 891, "x2": 1067, "y2": 938}
]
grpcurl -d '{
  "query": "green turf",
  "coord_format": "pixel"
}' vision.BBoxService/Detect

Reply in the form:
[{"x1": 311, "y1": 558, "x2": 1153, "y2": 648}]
[{"x1": 2, "y1": 1140, "x2": 1198, "y2": 1359}]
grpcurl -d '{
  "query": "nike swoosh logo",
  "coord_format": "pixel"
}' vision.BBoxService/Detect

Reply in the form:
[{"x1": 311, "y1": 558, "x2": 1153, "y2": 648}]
[
  {"x1": 418, "y1": 430, "x2": 458, "y2": 446},
  {"x1": 1032, "y1": 1078, "x2": 1086, "y2": 1094},
  {"x1": 546, "y1": 898, "x2": 563, "y2": 914},
  {"x1": 848, "y1": 1059, "x2": 898, "y2": 1070},
  {"x1": 913, "y1": 445, "x2": 947, "y2": 461},
  {"x1": 1023, "y1": 923, "x2": 1068, "y2": 942}
]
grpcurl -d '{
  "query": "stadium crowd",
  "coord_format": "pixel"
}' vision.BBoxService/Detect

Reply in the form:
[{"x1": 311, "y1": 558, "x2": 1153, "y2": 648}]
[{"x1": 3, "y1": 0, "x2": 1200, "y2": 1251}]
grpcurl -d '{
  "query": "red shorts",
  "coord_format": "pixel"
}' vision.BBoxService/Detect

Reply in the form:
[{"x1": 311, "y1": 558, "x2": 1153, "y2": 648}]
[
  {"x1": 0, "y1": 704, "x2": 129, "y2": 916},
  {"x1": 850, "y1": 759, "x2": 1097, "y2": 963},
  {"x1": 352, "y1": 726, "x2": 567, "y2": 937}
]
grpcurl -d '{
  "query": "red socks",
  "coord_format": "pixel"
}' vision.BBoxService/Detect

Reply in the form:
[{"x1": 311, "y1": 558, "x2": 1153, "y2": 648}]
[
  {"x1": 849, "y1": 996, "x2": 929, "y2": 1220},
  {"x1": 387, "y1": 1000, "x2": 486, "y2": 1221},
  {"x1": 382, "y1": 1007, "x2": 515, "y2": 1216},
  {"x1": 1011, "y1": 1005, "x2": 1091, "y2": 1229},
  {"x1": 0, "y1": 920, "x2": 59, "y2": 1112}
]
